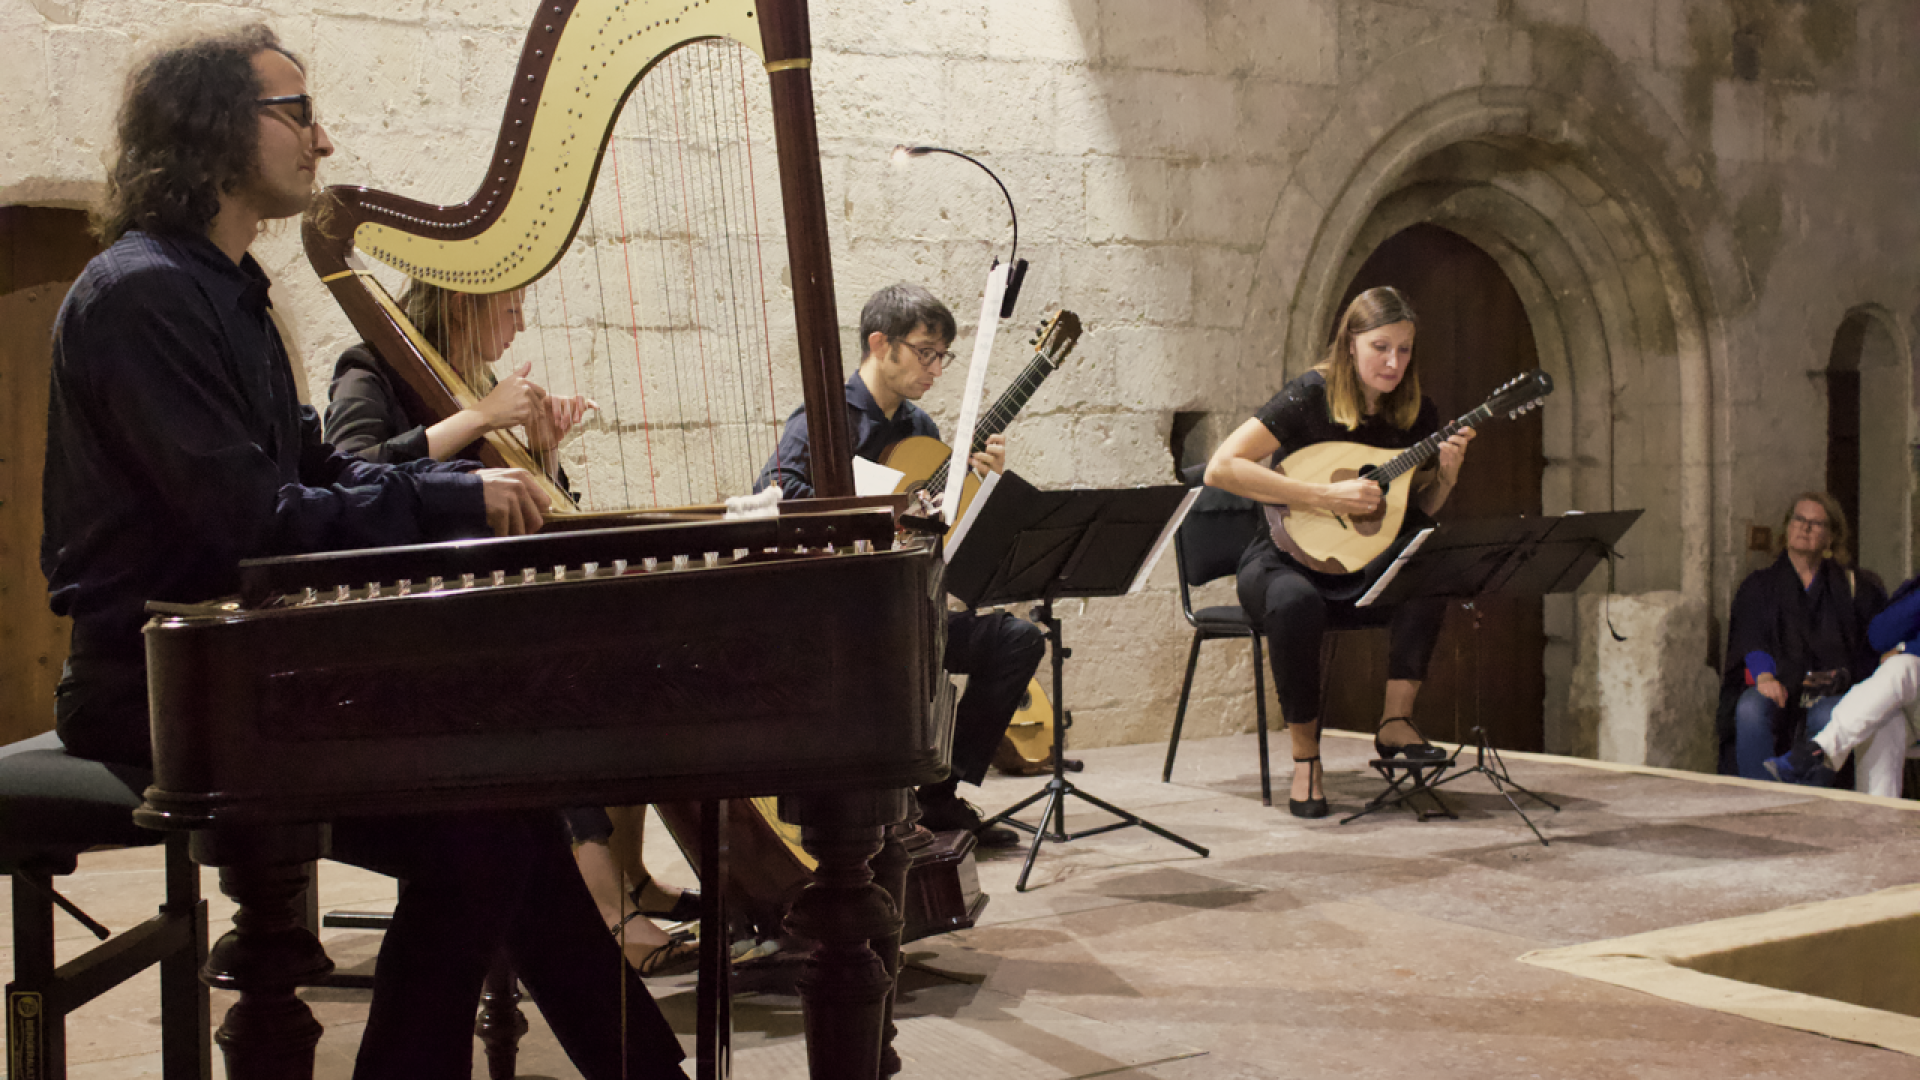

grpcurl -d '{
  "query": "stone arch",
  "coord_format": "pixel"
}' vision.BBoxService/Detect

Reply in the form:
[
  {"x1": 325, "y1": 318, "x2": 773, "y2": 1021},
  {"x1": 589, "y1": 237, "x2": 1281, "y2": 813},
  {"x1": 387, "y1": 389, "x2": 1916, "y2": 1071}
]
[
  {"x1": 1240, "y1": 31, "x2": 1744, "y2": 759},
  {"x1": 1255, "y1": 83, "x2": 1730, "y2": 605},
  {"x1": 1827, "y1": 303, "x2": 1915, "y2": 581}
]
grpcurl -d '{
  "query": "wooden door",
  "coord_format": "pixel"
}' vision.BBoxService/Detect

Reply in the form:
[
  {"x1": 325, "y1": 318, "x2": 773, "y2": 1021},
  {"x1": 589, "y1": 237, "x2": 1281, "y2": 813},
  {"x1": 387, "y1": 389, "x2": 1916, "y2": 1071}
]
[
  {"x1": 1320, "y1": 223, "x2": 1547, "y2": 751},
  {"x1": 1, "y1": 207, "x2": 98, "y2": 744}
]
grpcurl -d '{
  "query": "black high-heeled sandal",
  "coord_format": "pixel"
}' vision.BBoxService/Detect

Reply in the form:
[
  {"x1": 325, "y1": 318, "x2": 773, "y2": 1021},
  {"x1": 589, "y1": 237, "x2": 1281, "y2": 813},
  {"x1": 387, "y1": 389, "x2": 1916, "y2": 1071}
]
[
  {"x1": 1375, "y1": 716, "x2": 1447, "y2": 762},
  {"x1": 1289, "y1": 756, "x2": 1328, "y2": 819},
  {"x1": 614, "y1": 915, "x2": 701, "y2": 978},
  {"x1": 631, "y1": 872, "x2": 702, "y2": 923}
]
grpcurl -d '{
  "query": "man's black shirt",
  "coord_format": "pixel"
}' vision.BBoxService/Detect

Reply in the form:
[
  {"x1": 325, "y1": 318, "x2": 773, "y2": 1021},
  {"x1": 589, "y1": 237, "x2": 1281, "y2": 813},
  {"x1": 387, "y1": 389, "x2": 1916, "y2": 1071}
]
[{"x1": 42, "y1": 230, "x2": 484, "y2": 660}]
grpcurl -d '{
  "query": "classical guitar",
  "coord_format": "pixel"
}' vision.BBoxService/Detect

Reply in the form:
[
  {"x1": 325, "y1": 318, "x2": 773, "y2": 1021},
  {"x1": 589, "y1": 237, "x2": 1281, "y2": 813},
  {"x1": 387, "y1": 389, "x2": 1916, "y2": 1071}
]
[
  {"x1": 880, "y1": 309, "x2": 1082, "y2": 527},
  {"x1": 1263, "y1": 368, "x2": 1553, "y2": 574}
]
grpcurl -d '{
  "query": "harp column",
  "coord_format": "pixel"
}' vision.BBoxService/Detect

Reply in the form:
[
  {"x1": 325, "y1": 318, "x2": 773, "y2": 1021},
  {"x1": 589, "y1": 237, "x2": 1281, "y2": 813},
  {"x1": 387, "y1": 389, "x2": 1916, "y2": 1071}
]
[{"x1": 759, "y1": 0, "x2": 855, "y2": 500}]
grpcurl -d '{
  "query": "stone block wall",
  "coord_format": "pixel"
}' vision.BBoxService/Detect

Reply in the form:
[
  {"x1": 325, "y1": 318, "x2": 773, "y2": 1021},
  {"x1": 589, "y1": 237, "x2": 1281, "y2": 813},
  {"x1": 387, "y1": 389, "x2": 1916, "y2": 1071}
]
[{"x1": 5, "y1": 0, "x2": 1918, "y2": 765}]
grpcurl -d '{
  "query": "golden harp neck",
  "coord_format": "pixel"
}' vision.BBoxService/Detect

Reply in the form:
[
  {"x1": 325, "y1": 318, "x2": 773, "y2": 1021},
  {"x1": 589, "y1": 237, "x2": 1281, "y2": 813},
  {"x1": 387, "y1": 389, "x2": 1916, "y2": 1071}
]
[{"x1": 302, "y1": 0, "x2": 857, "y2": 502}]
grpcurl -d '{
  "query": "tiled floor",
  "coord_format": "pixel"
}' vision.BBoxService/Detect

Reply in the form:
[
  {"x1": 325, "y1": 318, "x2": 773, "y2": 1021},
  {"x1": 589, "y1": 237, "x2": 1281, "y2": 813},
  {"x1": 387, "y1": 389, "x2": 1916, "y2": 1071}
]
[{"x1": 8, "y1": 729, "x2": 1919, "y2": 1078}]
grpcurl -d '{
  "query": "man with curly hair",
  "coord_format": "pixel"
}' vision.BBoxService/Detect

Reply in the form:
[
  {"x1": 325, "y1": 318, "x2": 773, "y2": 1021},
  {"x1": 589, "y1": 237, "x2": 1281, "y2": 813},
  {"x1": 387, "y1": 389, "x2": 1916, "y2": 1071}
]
[{"x1": 43, "y1": 25, "x2": 686, "y2": 1080}]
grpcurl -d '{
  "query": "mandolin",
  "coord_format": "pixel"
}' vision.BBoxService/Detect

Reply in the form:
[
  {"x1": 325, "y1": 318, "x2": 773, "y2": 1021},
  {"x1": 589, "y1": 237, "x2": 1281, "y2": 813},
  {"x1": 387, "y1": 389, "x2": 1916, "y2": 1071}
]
[
  {"x1": 991, "y1": 677, "x2": 1057, "y2": 776},
  {"x1": 880, "y1": 309, "x2": 1082, "y2": 527},
  {"x1": 1263, "y1": 368, "x2": 1552, "y2": 574}
]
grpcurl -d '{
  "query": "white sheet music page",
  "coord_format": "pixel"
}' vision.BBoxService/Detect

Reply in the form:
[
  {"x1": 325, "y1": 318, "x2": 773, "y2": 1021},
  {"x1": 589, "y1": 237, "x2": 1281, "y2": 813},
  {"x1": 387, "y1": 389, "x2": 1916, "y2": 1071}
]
[
  {"x1": 944, "y1": 469, "x2": 1002, "y2": 564},
  {"x1": 1357, "y1": 527, "x2": 1435, "y2": 607},
  {"x1": 1129, "y1": 489, "x2": 1202, "y2": 595},
  {"x1": 943, "y1": 262, "x2": 1010, "y2": 523}
]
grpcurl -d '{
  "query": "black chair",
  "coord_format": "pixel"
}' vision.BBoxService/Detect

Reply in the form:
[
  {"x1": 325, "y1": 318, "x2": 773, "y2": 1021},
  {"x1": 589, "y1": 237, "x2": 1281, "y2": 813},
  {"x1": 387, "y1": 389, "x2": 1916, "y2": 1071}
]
[
  {"x1": 1, "y1": 730, "x2": 210, "y2": 1080},
  {"x1": 1161, "y1": 467, "x2": 1275, "y2": 805}
]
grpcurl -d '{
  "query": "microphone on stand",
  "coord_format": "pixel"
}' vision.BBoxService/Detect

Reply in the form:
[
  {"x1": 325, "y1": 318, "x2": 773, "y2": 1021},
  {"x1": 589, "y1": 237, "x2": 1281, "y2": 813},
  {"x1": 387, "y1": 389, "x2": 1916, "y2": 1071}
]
[{"x1": 892, "y1": 144, "x2": 1027, "y2": 320}]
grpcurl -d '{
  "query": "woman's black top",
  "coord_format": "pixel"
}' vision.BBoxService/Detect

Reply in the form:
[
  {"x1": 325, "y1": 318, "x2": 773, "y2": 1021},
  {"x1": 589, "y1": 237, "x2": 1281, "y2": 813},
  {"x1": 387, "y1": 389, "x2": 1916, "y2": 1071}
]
[
  {"x1": 325, "y1": 343, "x2": 485, "y2": 465},
  {"x1": 1723, "y1": 554, "x2": 1886, "y2": 694},
  {"x1": 1254, "y1": 370, "x2": 1440, "y2": 463},
  {"x1": 1247, "y1": 370, "x2": 1441, "y2": 591}
]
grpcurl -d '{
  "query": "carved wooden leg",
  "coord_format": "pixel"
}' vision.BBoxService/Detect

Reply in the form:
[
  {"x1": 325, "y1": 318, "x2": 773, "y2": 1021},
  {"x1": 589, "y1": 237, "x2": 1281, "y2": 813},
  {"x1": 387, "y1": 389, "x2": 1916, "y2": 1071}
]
[
  {"x1": 474, "y1": 952, "x2": 524, "y2": 1080},
  {"x1": 868, "y1": 822, "x2": 912, "y2": 1078},
  {"x1": 192, "y1": 827, "x2": 333, "y2": 1080},
  {"x1": 779, "y1": 790, "x2": 907, "y2": 1080}
]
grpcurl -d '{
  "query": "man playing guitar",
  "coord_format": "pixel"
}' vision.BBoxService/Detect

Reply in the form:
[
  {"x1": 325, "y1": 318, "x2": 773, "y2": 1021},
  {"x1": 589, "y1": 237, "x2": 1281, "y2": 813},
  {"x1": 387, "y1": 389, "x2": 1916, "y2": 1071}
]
[{"x1": 756, "y1": 283, "x2": 1043, "y2": 847}]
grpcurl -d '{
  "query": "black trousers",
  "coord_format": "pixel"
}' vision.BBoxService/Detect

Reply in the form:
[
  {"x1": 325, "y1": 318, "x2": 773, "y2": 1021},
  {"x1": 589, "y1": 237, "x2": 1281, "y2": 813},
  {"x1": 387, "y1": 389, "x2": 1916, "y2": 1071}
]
[
  {"x1": 1236, "y1": 542, "x2": 1447, "y2": 730},
  {"x1": 54, "y1": 658, "x2": 687, "y2": 1080},
  {"x1": 942, "y1": 609, "x2": 1046, "y2": 786}
]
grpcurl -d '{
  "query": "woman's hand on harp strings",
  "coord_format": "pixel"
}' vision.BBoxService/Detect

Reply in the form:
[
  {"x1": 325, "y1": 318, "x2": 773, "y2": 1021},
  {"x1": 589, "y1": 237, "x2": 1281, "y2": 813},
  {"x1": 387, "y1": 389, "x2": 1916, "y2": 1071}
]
[
  {"x1": 478, "y1": 467, "x2": 552, "y2": 536},
  {"x1": 527, "y1": 391, "x2": 599, "y2": 452},
  {"x1": 474, "y1": 361, "x2": 549, "y2": 435}
]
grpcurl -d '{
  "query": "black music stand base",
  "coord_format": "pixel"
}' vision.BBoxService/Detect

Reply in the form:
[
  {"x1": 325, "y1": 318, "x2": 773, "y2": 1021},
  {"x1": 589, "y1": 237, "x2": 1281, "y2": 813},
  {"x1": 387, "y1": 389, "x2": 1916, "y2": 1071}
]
[{"x1": 987, "y1": 602, "x2": 1209, "y2": 892}]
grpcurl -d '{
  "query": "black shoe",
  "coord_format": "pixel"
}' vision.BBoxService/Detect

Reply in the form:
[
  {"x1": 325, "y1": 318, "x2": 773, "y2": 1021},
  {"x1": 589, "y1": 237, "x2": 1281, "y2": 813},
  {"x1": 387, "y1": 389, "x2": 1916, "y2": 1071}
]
[
  {"x1": 919, "y1": 790, "x2": 1020, "y2": 847},
  {"x1": 1763, "y1": 740, "x2": 1829, "y2": 785},
  {"x1": 631, "y1": 874, "x2": 701, "y2": 923},
  {"x1": 1289, "y1": 756, "x2": 1328, "y2": 819},
  {"x1": 1375, "y1": 716, "x2": 1447, "y2": 762}
]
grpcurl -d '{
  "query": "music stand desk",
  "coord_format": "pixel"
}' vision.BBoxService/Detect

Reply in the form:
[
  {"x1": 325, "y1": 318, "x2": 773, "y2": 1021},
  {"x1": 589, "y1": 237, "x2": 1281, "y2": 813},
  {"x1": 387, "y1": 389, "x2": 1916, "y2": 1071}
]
[
  {"x1": 1341, "y1": 510, "x2": 1642, "y2": 843},
  {"x1": 947, "y1": 472, "x2": 1208, "y2": 891}
]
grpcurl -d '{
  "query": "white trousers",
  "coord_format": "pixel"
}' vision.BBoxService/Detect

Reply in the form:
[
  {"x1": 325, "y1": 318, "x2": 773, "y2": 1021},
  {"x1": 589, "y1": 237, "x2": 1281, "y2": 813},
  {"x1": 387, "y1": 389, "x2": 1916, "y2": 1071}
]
[{"x1": 1814, "y1": 654, "x2": 1920, "y2": 798}]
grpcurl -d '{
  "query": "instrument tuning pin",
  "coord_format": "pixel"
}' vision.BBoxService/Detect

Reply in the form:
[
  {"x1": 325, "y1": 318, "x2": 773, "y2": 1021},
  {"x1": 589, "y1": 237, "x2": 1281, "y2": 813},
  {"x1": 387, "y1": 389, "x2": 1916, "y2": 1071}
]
[
  {"x1": 612, "y1": 559, "x2": 628, "y2": 575},
  {"x1": 522, "y1": 567, "x2": 537, "y2": 585},
  {"x1": 704, "y1": 552, "x2": 720, "y2": 568},
  {"x1": 428, "y1": 575, "x2": 444, "y2": 592},
  {"x1": 397, "y1": 578, "x2": 412, "y2": 597},
  {"x1": 672, "y1": 554, "x2": 690, "y2": 571},
  {"x1": 461, "y1": 572, "x2": 476, "y2": 589}
]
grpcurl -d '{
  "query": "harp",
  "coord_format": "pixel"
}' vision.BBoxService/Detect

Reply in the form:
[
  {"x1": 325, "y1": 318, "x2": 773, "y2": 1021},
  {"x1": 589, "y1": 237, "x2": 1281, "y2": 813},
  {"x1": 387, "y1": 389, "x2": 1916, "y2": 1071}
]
[
  {"x1": 295, "y1": 0, "x2": 982, "y2": 956},
  {"x1": 302, "y1": 0, "x2": 858, "y2": 513}
]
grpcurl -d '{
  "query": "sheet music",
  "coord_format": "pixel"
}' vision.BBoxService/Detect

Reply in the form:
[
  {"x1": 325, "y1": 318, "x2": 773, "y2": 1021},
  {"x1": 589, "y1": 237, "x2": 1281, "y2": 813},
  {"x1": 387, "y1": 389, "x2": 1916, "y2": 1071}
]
[
  {"x1": 852, "y1": 456, "x2": 905, "y2": 498},
  {"x1": 1357, "y1": 527, "x2": 1435, "y2": 608},
  {"x1": 1127, "y1": 488, "x2": 1201, "y2": 595},
  {"x1": 944, "y1": 262, "x2": 1010, "y2": 523},
  {"x1": 944, "y1": 469, "x2": 1002, "y2": 564}
]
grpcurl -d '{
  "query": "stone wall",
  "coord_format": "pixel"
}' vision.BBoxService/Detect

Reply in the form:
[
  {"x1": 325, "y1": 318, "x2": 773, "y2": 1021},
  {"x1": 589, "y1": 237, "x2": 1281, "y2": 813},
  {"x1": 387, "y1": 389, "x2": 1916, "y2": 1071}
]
[{"x1": 5, "y1": 0, "x2": 1918, "y2": 764}]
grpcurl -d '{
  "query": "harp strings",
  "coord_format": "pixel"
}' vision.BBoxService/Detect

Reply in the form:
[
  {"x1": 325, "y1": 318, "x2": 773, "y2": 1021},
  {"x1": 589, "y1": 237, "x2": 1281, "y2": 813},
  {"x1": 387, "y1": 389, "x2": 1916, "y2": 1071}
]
[{"x1": 496, "y1": 39, "x2": 786, "y2": 513}]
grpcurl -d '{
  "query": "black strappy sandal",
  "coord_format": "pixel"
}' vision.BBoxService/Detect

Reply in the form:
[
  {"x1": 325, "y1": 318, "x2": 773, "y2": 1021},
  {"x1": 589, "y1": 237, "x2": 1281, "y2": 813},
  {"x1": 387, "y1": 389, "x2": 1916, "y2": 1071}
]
[
  {"x1": 1375, "y1": 716, "x2": 1447, "y2": 763},
  {"x1": 614, "y1": 915, "x2": 700, "y2": 978},
  {"x1": 1289, "y1": 755, "x2": 1328, "y2": 819},
  {"x1": 630, "y1": 872, "x2": 701, "y2": 923}
]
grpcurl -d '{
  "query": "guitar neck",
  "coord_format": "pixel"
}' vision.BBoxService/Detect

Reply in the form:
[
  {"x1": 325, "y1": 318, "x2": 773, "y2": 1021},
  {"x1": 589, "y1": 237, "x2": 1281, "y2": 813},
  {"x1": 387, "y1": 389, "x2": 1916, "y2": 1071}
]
[
  {"x1": 928, "y1": 351, "x2": 1056, "y2": 496},
  {"x1": 1374, "y1": 402, "x2": 1499, "y2": 484}
]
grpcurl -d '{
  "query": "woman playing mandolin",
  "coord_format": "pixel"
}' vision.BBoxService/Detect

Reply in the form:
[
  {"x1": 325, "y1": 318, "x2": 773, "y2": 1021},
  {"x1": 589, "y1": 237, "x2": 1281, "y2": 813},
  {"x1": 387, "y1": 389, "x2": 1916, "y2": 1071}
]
[{"x1": 1204, "y1": 286, "x2": 1474, "y2": 818}]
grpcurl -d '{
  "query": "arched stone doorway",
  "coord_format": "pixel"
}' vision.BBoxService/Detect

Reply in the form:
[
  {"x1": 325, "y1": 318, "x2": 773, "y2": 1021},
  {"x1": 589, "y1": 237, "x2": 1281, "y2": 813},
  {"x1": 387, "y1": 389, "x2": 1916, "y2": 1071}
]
[
  {"x1": 1321, "y1": 223, "x2": 1547, "y2": 751},
  {"x1": 1, "y1": 206, "x2": 99, "y2": 744},
  {"x1": 1245, "y1": 70, "x2": 1734, "y2": 760},
  {"x1": 1825, "y1": 306, "x2": 1911, "y2": 584}
]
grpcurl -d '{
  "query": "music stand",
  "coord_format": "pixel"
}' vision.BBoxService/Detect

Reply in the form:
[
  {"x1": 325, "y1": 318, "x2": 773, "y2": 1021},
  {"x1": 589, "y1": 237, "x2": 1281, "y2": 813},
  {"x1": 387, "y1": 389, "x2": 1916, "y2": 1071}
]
[
  {"x1": 948, "y1": 471, "x2": 1210, "y2": 891},
  {"x1": 1338, "y1": 510, "x2": 1642, "y2": 844}
]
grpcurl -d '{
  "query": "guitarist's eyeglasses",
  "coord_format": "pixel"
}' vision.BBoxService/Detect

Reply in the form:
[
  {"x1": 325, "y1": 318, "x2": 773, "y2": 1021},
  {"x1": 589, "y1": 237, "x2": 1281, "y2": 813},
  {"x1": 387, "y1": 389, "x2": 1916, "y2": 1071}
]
[{"x1": 892, "y1": 338, "x2": 957, "y2": 370}]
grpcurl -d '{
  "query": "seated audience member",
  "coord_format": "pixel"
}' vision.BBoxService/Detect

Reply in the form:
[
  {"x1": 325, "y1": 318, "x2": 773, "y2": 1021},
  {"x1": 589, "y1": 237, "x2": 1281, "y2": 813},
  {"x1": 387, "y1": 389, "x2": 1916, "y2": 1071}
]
[
  {"x1": 1718, "y1": 493, "x2": 1884, "y2": 780},
  {"x1": 1767, "y1": 575, "x2": 1920, "y2": 797}
]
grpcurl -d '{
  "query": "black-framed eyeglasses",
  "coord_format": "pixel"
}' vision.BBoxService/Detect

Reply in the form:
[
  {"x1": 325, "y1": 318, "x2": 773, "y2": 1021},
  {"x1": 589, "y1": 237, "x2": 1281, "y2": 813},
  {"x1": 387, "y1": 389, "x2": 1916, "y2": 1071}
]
[
  {"x1": 892, "y1": 337, "x2": 956, "y2": 369},
  {"x1": 1791, "y1": 514, "x2": 1831, "y2": 531},
  {"x1": 257, "y1": 94, "x2": 316, "y2": 129}
]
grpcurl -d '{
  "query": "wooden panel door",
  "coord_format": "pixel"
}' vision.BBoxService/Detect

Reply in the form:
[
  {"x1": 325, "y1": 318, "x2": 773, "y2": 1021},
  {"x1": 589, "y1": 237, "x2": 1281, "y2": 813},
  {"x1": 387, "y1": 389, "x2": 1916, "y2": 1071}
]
[
  {"x1": 1, "y1": 207, "x2": 98, "y2": 744},
  {"x1": 1320, "y1": 223, "x2": 1547, "y2": 751}
]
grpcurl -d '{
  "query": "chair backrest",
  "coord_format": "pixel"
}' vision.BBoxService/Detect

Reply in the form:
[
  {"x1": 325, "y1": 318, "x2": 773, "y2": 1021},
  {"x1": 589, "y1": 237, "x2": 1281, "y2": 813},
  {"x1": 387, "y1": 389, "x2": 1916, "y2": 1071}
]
[{"x1": 1173, "y1": 463, "x2": 1264, "y2": 620}]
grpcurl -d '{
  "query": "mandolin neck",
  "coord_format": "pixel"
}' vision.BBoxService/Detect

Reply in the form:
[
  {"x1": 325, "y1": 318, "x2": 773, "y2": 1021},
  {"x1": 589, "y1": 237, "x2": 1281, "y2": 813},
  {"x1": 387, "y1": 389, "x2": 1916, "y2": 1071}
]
[{"x1": 1374, "y1": 402, "x2": 1498, "y2": 484}]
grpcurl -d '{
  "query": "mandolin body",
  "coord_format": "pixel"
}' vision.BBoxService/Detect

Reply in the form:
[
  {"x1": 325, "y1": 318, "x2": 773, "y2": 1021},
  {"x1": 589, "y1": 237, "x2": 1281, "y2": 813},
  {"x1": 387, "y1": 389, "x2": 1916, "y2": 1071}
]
[{"x1": 1262, "y1": 441, "x2": 1415, "y2": 575}]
